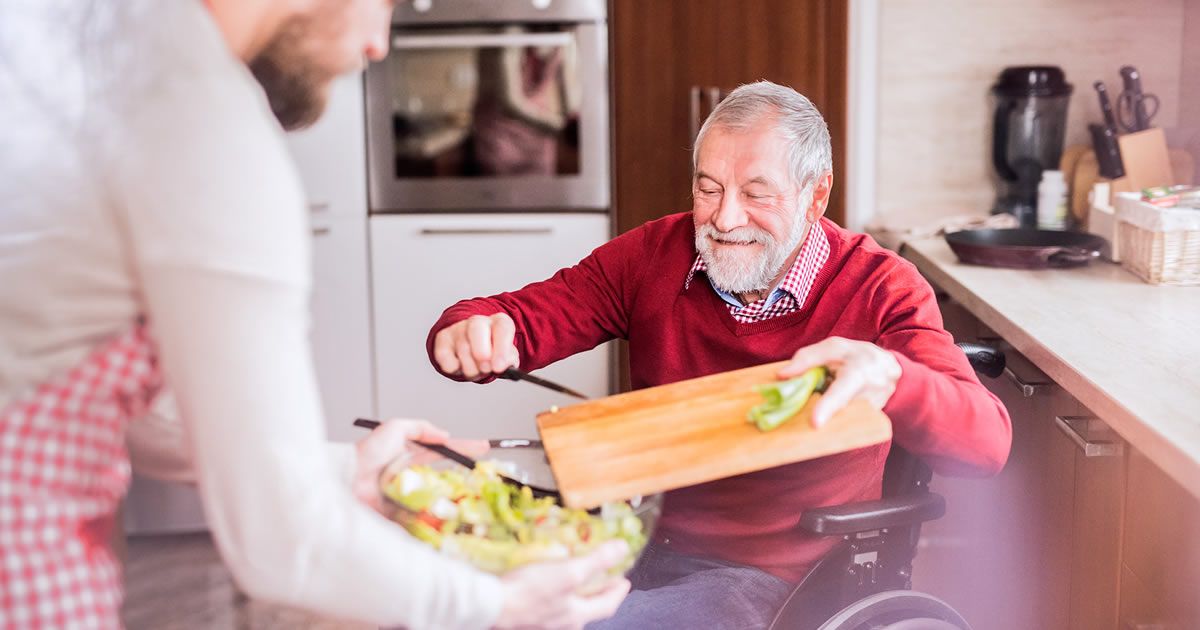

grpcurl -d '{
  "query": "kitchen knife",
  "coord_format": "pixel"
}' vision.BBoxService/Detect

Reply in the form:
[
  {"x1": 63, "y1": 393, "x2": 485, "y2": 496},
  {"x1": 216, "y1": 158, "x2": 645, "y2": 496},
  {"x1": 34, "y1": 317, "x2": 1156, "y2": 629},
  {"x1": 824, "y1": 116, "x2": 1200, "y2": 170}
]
[
  {"x1": 1091, "y1": 80, "x2": 1126, "y2": 178},
  {"x1": 1089, "y1": 123, "x2": 1126, "y2": 179},
  {"x1": 499, "y1": 367, "x2": 589, "y2": 400},
  {"x1": 1094, "y1": 81, "x2": 1118, "y2": 132}
]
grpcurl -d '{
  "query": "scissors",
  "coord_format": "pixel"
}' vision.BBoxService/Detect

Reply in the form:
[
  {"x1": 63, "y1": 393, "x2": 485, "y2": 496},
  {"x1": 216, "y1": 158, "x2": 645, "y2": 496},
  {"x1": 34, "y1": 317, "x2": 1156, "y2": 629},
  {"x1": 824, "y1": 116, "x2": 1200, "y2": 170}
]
[{"x1": 1115, "y1": 65, "x2": 1159, "y2": 132}]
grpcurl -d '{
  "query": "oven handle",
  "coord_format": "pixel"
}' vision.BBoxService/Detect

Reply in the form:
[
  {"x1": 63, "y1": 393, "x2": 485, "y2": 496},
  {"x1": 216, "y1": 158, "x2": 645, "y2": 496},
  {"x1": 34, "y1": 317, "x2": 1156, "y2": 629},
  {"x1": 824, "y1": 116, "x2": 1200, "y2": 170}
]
[
  {"x1": 392, "y1": 32, "x2": 573, "y2": 50},
  {"x1": 419, "y1": 227, "x2": 554, "y2": 236}
]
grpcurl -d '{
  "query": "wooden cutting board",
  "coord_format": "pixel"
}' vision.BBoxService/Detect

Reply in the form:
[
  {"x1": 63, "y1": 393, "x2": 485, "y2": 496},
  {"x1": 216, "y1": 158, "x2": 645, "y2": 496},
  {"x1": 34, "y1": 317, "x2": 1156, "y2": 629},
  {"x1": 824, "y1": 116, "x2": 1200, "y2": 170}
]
[{"x1": 536, "y1": 362, "x2": 893, "y2": 508}]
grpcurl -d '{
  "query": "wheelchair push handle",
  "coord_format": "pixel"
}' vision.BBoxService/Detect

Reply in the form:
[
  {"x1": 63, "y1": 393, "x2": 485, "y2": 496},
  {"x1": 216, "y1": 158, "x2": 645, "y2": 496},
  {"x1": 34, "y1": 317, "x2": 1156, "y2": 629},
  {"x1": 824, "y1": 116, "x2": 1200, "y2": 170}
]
[{"x1": 954, "y1": 342, "x2": 1006, "y2": 379}]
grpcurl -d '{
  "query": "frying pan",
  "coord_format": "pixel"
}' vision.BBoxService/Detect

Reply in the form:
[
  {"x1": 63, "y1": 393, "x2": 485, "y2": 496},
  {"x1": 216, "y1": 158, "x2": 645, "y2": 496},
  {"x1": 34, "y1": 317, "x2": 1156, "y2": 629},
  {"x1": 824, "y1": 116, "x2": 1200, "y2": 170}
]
[{"x1": 944, "y1": 229, "x2": 1108, "y2": 269}]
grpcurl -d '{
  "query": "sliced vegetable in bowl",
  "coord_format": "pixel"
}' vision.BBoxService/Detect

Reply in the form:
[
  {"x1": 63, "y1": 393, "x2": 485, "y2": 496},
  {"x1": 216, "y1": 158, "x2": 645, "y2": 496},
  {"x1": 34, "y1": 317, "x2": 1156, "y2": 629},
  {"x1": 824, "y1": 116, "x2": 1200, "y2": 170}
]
[{"x1": 379, "y1": 447, "x2": 659, "y2": 575}]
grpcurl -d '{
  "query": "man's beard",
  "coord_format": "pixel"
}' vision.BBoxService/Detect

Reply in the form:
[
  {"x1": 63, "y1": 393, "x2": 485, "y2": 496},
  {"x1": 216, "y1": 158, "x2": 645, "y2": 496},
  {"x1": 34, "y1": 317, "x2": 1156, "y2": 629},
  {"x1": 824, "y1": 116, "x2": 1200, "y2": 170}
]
[
  {"x1": 249, "y1": 19, "x2": 331, "y2": 131},
  {"x1": 694, "y1": 212, "x2": 810, "y2": 294}
]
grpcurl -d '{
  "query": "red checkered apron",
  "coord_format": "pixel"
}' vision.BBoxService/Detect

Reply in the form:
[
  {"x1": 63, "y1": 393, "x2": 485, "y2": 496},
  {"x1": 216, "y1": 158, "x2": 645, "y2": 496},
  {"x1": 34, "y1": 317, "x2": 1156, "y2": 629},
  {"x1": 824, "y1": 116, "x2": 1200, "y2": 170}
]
[{"x1": 0, "y1": 324, "x2": 162, "y2": 629}]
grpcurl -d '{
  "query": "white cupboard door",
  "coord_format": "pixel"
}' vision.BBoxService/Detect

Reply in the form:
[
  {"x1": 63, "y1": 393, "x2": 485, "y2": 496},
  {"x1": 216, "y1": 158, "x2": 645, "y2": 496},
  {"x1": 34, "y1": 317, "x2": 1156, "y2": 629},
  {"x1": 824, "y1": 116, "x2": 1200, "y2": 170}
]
[
  {"x1": 285, "y1": 73, "x2": 368, "y2": 219},
  {"x1": 286, "y1": 73, "x2": 375, "y2": 442},
  {"x1": 371, "y1": 213, "x2": 612, "y2": 439},
  {"x1": 311, "y1": 214, "x2": 375, "y2": 442}
]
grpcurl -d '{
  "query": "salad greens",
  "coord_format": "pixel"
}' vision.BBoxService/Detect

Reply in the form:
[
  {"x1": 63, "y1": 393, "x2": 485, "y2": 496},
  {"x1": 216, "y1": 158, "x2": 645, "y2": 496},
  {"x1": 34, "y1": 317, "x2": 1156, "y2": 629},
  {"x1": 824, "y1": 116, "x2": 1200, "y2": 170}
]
[
  {"x1": 747, "y1": 366, "x2": 829, "y2": 431},
  {"x1": 382, "y1": 461, "x2": 646, "y2": 574}
]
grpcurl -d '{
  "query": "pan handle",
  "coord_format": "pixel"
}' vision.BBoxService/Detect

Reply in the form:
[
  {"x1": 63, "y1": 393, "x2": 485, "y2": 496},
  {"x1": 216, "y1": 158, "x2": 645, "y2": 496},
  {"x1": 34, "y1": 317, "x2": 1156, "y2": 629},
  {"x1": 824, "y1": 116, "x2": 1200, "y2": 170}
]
[{"x1": 1047, "y1": 247, "x2": 1100, "y2": 266}]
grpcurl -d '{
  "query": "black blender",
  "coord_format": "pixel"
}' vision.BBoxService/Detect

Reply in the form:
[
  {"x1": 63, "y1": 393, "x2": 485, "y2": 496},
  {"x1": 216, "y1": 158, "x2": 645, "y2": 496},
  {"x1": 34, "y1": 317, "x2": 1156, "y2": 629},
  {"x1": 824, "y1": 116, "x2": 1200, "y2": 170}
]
[{"x1": 990, "y1": 66, "x2": 1072, "y2": 226}]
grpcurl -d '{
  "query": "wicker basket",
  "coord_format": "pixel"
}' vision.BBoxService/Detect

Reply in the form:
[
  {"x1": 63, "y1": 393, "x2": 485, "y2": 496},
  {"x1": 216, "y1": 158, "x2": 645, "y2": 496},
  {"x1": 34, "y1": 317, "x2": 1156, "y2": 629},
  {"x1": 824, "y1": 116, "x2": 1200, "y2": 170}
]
[
  {"x1": 1118, "y1": 222, "x2": 1200, "y2": 285},
  {"x1": 1115, "y1": 194, "x2": 1200, "y2": 286}
]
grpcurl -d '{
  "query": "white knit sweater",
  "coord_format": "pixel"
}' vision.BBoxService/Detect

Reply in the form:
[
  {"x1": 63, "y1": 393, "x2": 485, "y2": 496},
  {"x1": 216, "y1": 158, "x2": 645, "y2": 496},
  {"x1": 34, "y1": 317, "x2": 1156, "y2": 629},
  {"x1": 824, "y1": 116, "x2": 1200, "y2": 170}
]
[{"x1": 0, "y1": 1, "x2": 503, "y2": 627}]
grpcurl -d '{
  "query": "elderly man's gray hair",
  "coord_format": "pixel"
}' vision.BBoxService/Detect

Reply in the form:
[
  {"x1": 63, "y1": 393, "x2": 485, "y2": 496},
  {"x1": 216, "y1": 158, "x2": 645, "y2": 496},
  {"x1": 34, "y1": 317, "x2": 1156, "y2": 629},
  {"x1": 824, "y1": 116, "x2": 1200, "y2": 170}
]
[{"x1": 693, "y1": 81, "x2": 833, "y2": 192}]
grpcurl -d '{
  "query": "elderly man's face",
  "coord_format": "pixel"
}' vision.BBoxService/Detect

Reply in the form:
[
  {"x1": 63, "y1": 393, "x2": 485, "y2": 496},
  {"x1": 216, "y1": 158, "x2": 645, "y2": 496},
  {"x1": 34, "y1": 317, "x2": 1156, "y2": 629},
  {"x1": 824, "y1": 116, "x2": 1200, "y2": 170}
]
[
  {"x1": 692, "y1": 122, "x2": 813, "y2": 294},
  {"x1": 250, "y1": 0, "x2": 394, "y2": 130}
]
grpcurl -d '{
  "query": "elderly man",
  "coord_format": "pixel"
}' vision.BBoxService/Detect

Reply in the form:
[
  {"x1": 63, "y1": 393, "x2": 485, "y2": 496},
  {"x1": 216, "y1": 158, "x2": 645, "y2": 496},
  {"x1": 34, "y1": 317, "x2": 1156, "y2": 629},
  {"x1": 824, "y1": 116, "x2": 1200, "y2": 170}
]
[{"x1": 429, "y1": 81, "x2": 1012, "y2": 628}]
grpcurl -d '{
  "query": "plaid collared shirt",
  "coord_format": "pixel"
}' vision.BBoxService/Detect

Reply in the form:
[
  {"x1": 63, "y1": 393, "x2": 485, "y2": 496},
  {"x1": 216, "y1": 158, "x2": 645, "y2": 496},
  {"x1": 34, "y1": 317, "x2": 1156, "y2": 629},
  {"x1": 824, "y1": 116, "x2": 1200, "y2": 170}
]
[{"x1": 685, "y1": 224, "x2": 831, "y2": 324}]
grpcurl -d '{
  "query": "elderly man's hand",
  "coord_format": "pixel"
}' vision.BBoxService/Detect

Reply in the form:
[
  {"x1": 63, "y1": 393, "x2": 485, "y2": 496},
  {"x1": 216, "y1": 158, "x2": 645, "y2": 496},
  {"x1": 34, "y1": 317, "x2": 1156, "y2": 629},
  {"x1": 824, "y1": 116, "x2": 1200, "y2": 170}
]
[
  {"x1": 433, "y1": 313, "x2": 520, "y2": 380},
  {"x1": 778, "y1": 337, "x2": 902, "y2": 428}
]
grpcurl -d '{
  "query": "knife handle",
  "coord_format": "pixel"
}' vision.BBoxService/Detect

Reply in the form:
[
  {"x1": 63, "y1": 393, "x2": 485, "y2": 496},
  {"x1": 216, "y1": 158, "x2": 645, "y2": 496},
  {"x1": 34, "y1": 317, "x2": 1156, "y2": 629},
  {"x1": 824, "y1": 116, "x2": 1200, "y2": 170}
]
[
  {"x1": 1120, "y1": 66, "x2": 1142, "y2": 92},
  {"x1": 1093, "y1": 81, "x2": 1118, "y2": 132},
  {"x1": 498, "y1": 368, "x2": 520, "y2": 381},
  {"x1": 1119, "y1": 66, "x2": 1151, "y2": 131},
  {"x1": 1089, "y1": 123, "x2": 1125, "y2": 179}
]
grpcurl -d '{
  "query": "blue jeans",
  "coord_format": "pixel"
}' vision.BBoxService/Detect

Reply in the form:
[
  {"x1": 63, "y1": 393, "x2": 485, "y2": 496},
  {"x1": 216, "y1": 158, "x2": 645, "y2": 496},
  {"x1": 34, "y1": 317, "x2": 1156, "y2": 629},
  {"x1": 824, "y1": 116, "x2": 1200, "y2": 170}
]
[{"x1": 586, "y1": 542, "x2": 794, "y2": 630}]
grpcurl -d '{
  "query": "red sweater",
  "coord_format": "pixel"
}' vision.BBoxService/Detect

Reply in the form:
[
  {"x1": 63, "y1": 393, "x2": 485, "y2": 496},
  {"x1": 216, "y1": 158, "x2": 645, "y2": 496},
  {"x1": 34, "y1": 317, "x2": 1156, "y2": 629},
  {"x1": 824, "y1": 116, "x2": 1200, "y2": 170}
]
[{"x1": 428, "y1": 214, "x2": 1012, "y2": 582}]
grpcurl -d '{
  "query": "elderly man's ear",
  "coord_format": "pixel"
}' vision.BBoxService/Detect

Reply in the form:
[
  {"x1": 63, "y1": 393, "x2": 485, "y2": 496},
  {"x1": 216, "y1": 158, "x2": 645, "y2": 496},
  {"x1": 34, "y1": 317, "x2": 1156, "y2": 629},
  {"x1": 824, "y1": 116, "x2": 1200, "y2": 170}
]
[{"x1": 806, "y1": 172, "x2": 834, "y2": 223}]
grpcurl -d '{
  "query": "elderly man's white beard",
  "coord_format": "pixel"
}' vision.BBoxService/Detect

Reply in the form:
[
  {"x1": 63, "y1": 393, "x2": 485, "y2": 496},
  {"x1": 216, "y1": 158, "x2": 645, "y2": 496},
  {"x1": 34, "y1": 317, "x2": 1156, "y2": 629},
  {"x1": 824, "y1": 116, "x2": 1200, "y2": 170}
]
[{"x1": 695, "y1": 213, "x2": 810, "y2": 294}]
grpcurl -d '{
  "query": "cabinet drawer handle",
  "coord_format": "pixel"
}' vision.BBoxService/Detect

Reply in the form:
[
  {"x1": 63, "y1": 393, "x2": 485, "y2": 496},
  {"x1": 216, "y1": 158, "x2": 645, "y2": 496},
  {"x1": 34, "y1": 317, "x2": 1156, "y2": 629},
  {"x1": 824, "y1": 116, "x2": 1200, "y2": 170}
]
[
  {"x1": 1054, "y1": 416, "x2": 1123, "y2": 457},
  {"x1": 488, "y1": 439, "x2": 542, "y2": 448},
  {"x1": 309, "y1": 202, "x2": 331, "y2": 214},
  {"x1": 689, "y1": 86, "x2": 701, "y2": 142},
  {"x1": 975, "y1": 337, "x2": 1052, "y2": 398},
  {"x1": 392, "y1": 32, "x2": 572, "y2": 51},
  {"x1": 418, "y1": 227, "x2": 553, "y2": 236},
  {"x1": 311, "y1": 226, "x2": 332, "y2": 236},
  {"x1": 707, "y1": 86, "x2": 723, "y2": 114},
  {"x1": 1003, "y1": 366, "x2": 1052, "y2": 398}
]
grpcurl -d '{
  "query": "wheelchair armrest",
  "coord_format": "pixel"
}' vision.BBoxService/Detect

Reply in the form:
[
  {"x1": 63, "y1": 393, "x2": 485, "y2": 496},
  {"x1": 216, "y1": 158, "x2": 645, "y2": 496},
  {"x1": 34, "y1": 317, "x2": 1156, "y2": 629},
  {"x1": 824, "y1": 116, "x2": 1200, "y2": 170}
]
[{"x1": 798, "y1": 491, "x2": 946, "y2": 536}]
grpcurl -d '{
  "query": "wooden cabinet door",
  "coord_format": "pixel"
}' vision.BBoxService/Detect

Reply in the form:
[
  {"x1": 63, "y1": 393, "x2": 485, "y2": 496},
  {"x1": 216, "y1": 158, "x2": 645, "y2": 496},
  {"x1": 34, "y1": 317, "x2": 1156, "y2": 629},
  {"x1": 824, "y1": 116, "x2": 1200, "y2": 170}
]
[
  {"x1": 915, "y1": 299, "x2": 1075, "y2": 630},
  {"x1": 610, "y1": 0, "x2": 847, "y2": 234},
  {"x1": 611, "y1": 0, "x2": 720, "y2": 234},
  {"x1": 1119, "y1": 449, "x2": 1200, "y2": 629},
  {"x1": 1062, "y1": 411, "x2": 1126, "y2": 630},
  {"x1": 912, "y1": 355, "x2": 1075, "y2": 630},
  {"x1": 713, "y1": 0, "x2": 847, "y2": 228}
]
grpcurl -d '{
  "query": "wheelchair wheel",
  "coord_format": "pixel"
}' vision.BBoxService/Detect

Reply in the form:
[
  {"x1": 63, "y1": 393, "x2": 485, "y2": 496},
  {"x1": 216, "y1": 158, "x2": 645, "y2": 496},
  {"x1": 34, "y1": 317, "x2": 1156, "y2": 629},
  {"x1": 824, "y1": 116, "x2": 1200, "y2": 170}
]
[{"x1": 816, "y1": 590, "x2": 971, "y2": 630}]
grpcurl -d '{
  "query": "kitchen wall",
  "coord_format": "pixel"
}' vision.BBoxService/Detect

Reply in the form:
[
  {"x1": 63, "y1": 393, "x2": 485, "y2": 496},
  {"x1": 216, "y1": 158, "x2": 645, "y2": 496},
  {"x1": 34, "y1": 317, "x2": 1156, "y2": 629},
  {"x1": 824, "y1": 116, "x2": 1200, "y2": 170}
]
[
  {"x1": 872, "y1": 0, "x2": 1186, "y2": 230},
  {"x1": 1181, "y1": 0, "x2": 1200, "y2": 129}
]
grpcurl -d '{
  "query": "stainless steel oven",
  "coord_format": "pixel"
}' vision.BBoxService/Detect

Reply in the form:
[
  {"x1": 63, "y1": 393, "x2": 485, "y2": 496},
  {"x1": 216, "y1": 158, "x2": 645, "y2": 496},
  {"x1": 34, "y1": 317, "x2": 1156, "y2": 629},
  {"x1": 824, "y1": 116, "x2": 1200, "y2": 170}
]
[{"x1": 365, "y1": 0, "x2": 609, "y2": 213}]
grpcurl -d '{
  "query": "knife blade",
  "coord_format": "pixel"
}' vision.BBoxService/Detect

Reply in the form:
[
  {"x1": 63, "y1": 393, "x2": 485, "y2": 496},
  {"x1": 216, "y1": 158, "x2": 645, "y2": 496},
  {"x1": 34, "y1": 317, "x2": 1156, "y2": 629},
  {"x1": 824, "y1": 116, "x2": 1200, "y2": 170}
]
[{"x1": 499, "y1": 367, "x2": 589, "y2": 400}]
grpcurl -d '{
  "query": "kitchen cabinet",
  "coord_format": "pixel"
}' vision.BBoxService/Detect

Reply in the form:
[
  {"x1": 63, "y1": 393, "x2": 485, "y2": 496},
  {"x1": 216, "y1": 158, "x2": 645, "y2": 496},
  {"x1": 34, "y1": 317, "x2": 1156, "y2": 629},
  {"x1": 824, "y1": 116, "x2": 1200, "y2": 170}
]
[
  {"x1": 309, "y1": 213, "x2": 375, "y2": 442},
  {"x1": 913, "y1": 298, "x2": 1076, "y2": 630},
  {"x1": 1065, "y1": 412, "x2": 1125, "y2": 630},
  {"x1": 915, "y1": 294, "x2": 1199, "y2": 630},
  {"x1": 286, "y1": 74, "x2": 369, "y2": 219},
  {"x1": 286, "y1": 73, "x2": 376, "y2": 442},
  {"x1": 370, "y1": 213, "x2": 612, "y2": 439},
  {"x1": 899, "y1": 236, "x2": 1200, "y2": 630},
  {"x1": 609, "y1": 0, "x2": 848, "y2": 234},
  {"x1": 1119, "y1": 449, "x2": 1200, "y2": 628}
]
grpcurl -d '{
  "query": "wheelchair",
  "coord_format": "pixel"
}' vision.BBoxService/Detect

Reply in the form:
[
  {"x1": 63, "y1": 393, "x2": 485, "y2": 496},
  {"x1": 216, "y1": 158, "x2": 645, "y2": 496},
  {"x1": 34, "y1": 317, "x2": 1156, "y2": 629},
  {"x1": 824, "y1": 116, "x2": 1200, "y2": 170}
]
[{"x1": 767, "y1": 342, "x2": 1006, "y2": 630}]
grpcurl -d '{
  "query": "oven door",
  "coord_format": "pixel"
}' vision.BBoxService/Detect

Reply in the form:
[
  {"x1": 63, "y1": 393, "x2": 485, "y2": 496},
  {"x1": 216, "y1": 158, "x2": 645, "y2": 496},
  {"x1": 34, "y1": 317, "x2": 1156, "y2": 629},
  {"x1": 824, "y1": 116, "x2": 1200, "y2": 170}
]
[{"x1": 366, "y1": 23, "x2": 609, "y2": 213}]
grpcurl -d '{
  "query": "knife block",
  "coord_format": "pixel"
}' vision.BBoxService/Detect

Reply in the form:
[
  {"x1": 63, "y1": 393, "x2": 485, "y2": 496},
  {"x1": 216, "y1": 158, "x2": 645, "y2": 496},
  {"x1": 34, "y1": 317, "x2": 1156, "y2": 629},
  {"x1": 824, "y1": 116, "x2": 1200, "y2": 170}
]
[
  {"x1": 1065, "y1": 129, "x2": 1192, "y2": 226},
  {"x1": 1108, "y1": 128, "x2": 1174, "y2": 198}
]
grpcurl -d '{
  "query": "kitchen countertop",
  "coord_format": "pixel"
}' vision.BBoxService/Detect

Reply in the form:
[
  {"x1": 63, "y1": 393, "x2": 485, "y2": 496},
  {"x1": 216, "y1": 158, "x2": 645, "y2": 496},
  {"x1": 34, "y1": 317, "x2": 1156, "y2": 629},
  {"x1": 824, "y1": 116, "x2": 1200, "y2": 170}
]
[{"x1": 901, "y1": 236, "x2": 1200, "y2": 500}]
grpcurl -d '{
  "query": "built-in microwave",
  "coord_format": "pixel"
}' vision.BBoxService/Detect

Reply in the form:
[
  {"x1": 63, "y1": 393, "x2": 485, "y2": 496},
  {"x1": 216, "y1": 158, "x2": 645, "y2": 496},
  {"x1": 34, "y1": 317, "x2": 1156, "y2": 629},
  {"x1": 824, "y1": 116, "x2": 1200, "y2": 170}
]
[{"x1": 365, "y1": 0, "x2": 610, "y2": 213}]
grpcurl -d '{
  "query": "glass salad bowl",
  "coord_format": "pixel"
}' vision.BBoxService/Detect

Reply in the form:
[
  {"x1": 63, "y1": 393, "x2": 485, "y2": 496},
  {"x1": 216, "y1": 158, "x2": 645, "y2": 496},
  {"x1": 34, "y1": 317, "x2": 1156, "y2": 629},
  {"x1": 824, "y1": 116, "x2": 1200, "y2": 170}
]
[{"x1": 378, "y1": 439, "x2": 662, "y2": 575}]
